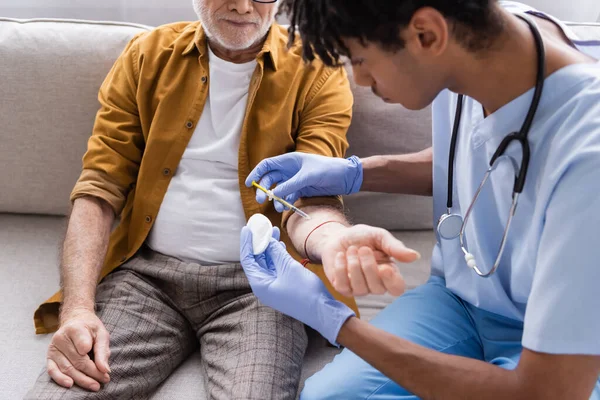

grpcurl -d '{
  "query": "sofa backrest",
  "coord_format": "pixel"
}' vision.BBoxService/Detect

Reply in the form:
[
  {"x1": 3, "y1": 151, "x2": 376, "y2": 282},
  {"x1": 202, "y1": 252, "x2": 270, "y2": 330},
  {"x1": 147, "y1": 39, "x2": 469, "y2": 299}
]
[
  {"x1": 1, "y1": 18, "x2": 599, "y2": 231},
  {"x1": 0, "y1": 18, "x2": 150, "y2": 216},
  {"x1": 0, "y1": 17, "x2": 433, "y2": 230}
]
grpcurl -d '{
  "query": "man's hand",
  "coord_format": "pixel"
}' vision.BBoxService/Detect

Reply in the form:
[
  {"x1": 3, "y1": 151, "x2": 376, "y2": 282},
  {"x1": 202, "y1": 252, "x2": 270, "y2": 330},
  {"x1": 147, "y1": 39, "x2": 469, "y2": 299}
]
[
  {"x1": 46, "y1": 309, "x2": 111, "y2": 391},
  {"x1": 320, "y1": 225, "x2": 420, "y2": 297},
  {"x1": 240, "y1": 226, "x2": 355, "y2": 345}
]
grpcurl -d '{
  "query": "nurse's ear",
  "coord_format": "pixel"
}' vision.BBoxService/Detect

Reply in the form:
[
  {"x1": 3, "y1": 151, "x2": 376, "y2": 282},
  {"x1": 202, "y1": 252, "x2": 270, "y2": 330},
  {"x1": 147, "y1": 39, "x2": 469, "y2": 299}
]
[{"x1": 403, "y1": 7, "x2": 450, "y2": 60}]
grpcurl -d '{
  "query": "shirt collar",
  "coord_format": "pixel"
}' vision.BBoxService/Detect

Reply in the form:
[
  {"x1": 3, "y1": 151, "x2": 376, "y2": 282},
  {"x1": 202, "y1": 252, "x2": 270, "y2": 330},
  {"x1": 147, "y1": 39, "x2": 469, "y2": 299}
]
[{"x1": 182, "y1": 22, "x2": 280, "y2": 71}]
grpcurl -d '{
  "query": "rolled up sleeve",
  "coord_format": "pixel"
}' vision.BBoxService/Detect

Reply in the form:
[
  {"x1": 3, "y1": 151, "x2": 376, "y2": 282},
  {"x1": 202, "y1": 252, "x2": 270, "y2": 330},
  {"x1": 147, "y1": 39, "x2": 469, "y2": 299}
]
[
  {"x1": 70, "y1": 34, "x2": 146, "y2": 215},
  {"x1": 282, "y1": 66, "x2": 353, "y2": 227}
]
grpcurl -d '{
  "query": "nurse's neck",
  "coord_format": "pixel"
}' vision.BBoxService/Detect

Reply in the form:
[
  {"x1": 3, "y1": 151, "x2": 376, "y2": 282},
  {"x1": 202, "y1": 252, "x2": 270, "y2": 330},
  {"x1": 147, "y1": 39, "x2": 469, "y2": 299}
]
[{"x1": 450, "y1": 10, "x2": 594, "y2": 116}]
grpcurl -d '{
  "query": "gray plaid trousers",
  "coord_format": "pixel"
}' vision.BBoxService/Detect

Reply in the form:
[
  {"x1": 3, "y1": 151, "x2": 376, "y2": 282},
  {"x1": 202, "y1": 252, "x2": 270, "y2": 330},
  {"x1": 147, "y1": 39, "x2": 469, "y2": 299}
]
[{"x1": 25, "y1": 246, "x2": 308, "y2": 399}]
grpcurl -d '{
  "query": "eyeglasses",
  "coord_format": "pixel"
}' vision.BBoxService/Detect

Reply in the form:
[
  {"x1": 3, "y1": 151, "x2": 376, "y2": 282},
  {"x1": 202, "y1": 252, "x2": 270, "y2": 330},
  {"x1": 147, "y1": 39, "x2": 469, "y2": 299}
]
[{"x1": 252, "y1": 0, "x2": 278, "y2": 3}]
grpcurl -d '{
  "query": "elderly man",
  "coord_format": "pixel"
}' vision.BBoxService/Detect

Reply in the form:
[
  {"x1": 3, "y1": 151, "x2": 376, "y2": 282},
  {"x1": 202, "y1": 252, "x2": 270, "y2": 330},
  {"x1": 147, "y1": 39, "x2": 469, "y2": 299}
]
[{"x1": 25, "y1": 0, "x2": 355, "y2": 399}]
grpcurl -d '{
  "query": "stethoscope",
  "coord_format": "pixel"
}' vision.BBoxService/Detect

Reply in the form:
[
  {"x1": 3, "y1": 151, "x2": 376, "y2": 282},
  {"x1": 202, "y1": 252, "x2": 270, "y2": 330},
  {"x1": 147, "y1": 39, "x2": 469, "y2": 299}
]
[{"x1": 436, "y1": 14, "x2": 546, "y2": 278}]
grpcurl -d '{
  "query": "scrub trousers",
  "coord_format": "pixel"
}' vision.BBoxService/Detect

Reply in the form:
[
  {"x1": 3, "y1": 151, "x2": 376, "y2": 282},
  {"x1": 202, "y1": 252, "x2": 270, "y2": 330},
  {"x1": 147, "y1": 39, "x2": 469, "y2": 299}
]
[{"x1": 301, "y1": 276, "x2": 600, "y2": 399}]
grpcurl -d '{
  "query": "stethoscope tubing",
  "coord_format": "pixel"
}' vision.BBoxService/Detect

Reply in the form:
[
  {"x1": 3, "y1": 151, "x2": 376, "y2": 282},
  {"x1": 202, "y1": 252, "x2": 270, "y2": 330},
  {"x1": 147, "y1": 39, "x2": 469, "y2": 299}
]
[{"x1": 439, "y1": 13, "x2": 546, "y2": 277}]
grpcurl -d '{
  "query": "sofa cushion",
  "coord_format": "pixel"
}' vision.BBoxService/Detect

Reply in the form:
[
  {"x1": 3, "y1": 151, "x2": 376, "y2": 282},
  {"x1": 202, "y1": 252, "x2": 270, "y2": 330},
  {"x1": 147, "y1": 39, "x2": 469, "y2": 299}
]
[
  {"x1": 0, "y1": 213, "x2": 433, "y2": 399},
  {"x1": 0, "y1": 18, "x2": 150, "y2": 216}
]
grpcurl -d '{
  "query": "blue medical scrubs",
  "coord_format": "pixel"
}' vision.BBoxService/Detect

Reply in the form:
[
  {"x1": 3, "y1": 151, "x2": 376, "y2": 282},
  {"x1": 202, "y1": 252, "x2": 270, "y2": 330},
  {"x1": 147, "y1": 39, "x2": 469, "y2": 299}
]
[{"x1": 302, "y1": 3, "x2": 600, "y2": 399}]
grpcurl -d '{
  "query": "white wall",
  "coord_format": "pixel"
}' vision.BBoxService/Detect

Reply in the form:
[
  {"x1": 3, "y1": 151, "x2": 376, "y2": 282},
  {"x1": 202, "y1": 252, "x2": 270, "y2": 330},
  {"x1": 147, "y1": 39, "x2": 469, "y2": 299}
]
[
  {"x1": 522, "y1": 0, "x2": 600, "y2": 22},
  {"x1": 0, "y1": 0, "x2": 598, "y2": 26},
  {"x1": 0, "y1": 0, "x2": 197, "y2": 26}
]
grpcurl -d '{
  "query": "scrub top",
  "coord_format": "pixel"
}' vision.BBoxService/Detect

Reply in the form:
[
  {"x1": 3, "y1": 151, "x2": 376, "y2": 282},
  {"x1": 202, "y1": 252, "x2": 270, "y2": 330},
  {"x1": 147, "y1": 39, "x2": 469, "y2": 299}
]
[{"x1": 431, "y1": 2, "x2": 600, "y2": 355}]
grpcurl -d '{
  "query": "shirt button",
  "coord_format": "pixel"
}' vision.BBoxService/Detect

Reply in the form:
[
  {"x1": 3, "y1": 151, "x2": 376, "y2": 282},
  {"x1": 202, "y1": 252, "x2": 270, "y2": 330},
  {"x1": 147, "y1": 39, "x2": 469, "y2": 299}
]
[
  {"x1": 186, "y1": 121, "x2": 194, "y2": 129},
  {"x1": 201, "y1": 76, "x2": 207, "y2": 83},
  {"x1": 163, "y1": 168, "x2": 171, "y2": 176},
  {"x1": 145, "y1": 215, "x2": 153, "y2": 223}
]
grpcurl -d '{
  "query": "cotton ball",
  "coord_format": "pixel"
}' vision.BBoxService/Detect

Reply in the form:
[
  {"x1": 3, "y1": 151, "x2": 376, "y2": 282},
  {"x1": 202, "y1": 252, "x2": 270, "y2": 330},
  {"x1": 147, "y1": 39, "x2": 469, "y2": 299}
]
[{"x1": 247, "y1": 213, "x2": 274, "y2": 255}]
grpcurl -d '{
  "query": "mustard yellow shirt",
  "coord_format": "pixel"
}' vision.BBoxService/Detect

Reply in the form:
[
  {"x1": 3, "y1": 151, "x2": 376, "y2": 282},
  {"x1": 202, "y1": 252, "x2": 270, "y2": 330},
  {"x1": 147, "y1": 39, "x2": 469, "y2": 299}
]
[{"x1": 33, "y1": 22, "x2": 357, "y2": 334}]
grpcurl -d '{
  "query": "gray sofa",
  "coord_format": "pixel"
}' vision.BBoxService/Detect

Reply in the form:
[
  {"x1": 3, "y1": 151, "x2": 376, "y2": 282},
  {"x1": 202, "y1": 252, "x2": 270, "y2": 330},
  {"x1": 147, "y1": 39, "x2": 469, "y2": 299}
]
[{"x1": 1, "y1": 17, "x2": 598, "y2": 400}]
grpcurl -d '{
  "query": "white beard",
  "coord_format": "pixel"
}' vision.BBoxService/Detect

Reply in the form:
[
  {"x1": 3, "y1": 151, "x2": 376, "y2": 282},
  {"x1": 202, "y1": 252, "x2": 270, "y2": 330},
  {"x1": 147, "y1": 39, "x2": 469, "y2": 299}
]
[{"x1": 192, "y1": 0, "x2": 278, "y2": 51}]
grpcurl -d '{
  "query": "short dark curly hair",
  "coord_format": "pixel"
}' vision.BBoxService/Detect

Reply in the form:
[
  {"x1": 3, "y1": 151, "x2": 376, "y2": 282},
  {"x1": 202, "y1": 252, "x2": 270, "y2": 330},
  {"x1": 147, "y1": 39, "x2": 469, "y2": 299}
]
[{"x1": 281, "y1": 0, "x2": 505, "y2": 66}]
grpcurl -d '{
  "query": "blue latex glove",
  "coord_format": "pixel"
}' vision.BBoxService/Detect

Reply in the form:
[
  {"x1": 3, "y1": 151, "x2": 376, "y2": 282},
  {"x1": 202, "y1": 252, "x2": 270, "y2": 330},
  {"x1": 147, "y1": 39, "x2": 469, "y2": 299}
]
[
  {"x1": 240, "y1": 226, "x2": 355, "y2": 346},
  {"x1": 245, "y1": 153, "x2": 363, "y2": 212}
]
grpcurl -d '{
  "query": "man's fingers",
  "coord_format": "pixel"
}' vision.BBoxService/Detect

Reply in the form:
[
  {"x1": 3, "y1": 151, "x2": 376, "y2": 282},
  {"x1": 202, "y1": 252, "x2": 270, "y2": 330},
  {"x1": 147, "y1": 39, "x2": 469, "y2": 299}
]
[
  {"x1": 93, "y1": 327, "x2": 111, "y2": 374},
  {"x1": 53, "y1": 332, "x2": 109, "y2": 383},
  {"x1": 358, "y1": 247, "x2": 387, "y2": 295},
  {"x1": 47, "y1": 358, "x2": 73, "y2": 389},
  {"x1": 346, "y1": 246, "x2": 369, "y2": 296},
  {"x1": 50, "y1": 348, "x2": 101, "y2": 392},
  {"x1": 64, "y1": 326, "x2": 93, "y2": 357},
  {"x1": 381, "y1": 231, "x2": 421, "y2": 263},
  {"x1": 72, "y1": 356, "x2": 110, "y2": 385},
  {"x1": 333, "y1": 252, "x2": 352, "y2": 296},
  {"x1": 378, "y1": 264, "x2": 406, "y2": 296}
]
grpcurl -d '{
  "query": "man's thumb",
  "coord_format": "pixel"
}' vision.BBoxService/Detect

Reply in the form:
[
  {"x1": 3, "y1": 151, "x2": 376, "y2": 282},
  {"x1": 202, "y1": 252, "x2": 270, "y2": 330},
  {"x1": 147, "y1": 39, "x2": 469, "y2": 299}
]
[{"x1": 382, "y1": 231, "x2": 421, "y2": 263}]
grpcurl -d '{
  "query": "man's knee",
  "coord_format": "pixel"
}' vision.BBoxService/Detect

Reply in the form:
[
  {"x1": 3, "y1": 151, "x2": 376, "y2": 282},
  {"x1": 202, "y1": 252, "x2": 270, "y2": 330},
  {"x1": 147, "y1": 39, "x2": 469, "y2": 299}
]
[{"x1": 24, "y1": 373, "x2": 99, "y2": 400}]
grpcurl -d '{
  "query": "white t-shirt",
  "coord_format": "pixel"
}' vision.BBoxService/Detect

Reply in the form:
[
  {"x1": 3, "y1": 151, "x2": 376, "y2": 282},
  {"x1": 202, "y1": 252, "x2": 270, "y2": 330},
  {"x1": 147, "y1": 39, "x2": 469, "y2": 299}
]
[
  {"x1": 147, "y1": 46, "x2": 257, "y2": 265},
  {"x1": 432, "y1": 2, "x2": 600, "y2": 355}
]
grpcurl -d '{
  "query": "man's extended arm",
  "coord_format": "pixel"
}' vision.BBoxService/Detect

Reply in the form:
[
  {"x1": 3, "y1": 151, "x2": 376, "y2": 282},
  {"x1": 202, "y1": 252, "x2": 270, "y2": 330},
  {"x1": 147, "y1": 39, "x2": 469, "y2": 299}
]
[
  {"x1": 60, "y1": 197, "x2": 114, "y2": 319},
  {"x1": 337, "y1": 316, "x2": 600, "y2": 400},
  {"x1": 44, "y1": 32, "x2": 146, "y2": 391},
  {"x1": 45, "y1": 196, "x2": 114, "y2": 392},
  {"x1": 286, "y1": 206, "x2": 348, "y2": 263},
  {"x1": 360, "y1": 148, "x2": 433, "y2": 196}
]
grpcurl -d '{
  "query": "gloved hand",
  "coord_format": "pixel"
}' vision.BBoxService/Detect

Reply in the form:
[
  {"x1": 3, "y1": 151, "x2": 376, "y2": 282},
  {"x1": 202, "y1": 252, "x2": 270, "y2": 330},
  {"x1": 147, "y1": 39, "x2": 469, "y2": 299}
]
[
  {"x1": 245, "y1": 153, "x2": 363, "y2": 212},
  {"x1": 240, "y1": 226, "x2": 355, "y2": 346}
]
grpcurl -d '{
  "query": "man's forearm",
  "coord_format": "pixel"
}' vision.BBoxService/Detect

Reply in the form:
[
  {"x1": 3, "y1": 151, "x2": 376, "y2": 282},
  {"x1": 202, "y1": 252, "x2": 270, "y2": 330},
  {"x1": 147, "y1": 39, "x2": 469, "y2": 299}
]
[
  {"x1": 337, "y1": 317, "x2": 600, "y2": 400},
  {"x1": 361, "y1": 147, "x2": 433, "y2": 196},
  {"x1": 338, "y1": 317, "x2": 524, "y2": 400},
  {"x1": 60, "y1": 196, "x2": 115, "y2": 319},
  {"x1": 286, "y1": 205, "x2": 348, "y2": 263}
]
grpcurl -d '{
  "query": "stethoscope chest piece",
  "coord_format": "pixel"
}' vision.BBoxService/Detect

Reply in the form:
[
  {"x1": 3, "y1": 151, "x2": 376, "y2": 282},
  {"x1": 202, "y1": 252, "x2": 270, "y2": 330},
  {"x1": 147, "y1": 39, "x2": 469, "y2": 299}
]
[{"x1": 437, "y1": 213, "x2": 463, "y2": 240}]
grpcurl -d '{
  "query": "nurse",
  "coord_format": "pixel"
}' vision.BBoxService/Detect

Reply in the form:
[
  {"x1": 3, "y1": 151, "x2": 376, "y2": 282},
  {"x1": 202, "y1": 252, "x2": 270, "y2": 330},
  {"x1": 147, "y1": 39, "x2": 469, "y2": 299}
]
[{"x1": 240, "y1": 1, "x2": 600, "y2": 399}]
